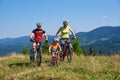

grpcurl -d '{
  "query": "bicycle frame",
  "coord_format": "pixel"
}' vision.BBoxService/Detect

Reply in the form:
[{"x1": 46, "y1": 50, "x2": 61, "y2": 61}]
[
  {"x1": 61, "y1": 38, "x2": 73, "y2": 63},
  {"x1": 51, "y1": 51, "x2": 61, "y2": 66}
]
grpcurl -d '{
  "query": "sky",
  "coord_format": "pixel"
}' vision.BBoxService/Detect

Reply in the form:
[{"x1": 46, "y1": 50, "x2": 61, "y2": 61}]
[{"x1": 0, "y1": 0, "x2": 120, "y2": 39}]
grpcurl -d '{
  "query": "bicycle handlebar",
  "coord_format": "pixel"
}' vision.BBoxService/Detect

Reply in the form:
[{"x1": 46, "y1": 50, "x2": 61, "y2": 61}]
[{"x1": 30, "y1": 39, "x2": 48, "y2": 43}]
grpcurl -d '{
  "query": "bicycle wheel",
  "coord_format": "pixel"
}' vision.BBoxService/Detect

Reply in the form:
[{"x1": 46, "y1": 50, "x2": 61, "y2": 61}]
[
  {"x1": 36, "y1": 56, "x2": 42, "y2": 66},
  {"x1": 67, "y1": 46, "x2": 72, "y2": 63},
  {"x1": 59, "y1": 52, "x2": 63, "y2": 61},
  {"x1": 30, "y1": 48, "x2": 35, "y2": 63},
  {"x1": 56, "y1": 54, "x2": 59, "y2": 66},
  {"x1": 63, "y1": 47, "x2": 67, "y2": 61},
  {"x1": 56, "y1": 58, "x2": 59, "y2": 66},
  {"x1": 51, "y1": 57, "x2": 55, "y2": 66},
  {"x1": 36, "y1": 48, "x2": 42, "y2": 66}
]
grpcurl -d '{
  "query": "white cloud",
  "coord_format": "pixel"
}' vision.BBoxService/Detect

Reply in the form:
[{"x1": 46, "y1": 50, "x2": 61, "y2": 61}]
[
  {"x1": 113, "y1": 22, "x2": 118, "y2": 24},
  {"x1": 102, "y1": 16, "x2": 108, "y2": 19},
  {"x1": 112, "y1": 22, "x2": 120, "y2": 26}
]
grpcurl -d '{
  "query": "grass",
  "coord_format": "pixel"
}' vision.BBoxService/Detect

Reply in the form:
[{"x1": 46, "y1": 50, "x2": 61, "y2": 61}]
[{"x1": 0, "y1": 53, "x2": 120, "y2": 80}]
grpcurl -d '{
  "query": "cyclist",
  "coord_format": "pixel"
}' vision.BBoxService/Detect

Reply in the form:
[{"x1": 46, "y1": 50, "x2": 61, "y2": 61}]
[
  {"x1": 56, "y1": 20, "x2": 76, "y2": 55},
  {"x1": 29, "y1": 23, "x2": 48, "y2": 63},
  {"x1": 49, "y1": 37, "x2": 62, "y2": 58}
]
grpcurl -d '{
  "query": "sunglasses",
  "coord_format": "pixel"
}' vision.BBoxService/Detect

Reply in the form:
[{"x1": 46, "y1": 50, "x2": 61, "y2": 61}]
[{"x1": 37, "y1": 26, "x2": 41, "y2": 27}]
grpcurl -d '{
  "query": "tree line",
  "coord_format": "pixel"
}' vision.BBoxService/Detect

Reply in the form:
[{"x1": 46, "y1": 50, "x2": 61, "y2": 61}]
[{"x1": 22, "y1": 37, "x2": 103, "y2": 56}]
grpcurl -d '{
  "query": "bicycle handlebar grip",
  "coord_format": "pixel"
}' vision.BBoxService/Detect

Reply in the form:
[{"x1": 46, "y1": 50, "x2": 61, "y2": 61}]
[
  {"x1": 30, "y1": 39, "x2": 35, "y2": 42},
  {"x1": 45, "y1": 40, "x2": 48, "y2": 43}
]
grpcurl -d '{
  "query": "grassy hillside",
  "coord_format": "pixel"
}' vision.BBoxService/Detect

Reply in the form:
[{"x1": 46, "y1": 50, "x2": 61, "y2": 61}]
[{"x1": 0, "y1": 53, "x2": 120, "y2": 80}]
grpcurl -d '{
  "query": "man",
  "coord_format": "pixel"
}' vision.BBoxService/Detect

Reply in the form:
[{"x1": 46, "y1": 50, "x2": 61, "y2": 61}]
[{"x1": 29, "y1": 23, "x2": 48, "y2": 64}]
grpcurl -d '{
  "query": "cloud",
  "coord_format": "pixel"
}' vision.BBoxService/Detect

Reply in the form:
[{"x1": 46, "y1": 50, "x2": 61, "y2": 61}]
[
  {"x1": 113, "y1": 22, "x2": 120, "y2": 25},
  {"x1": 102, "y1": 16, "x2": 108, "y2": 19}
]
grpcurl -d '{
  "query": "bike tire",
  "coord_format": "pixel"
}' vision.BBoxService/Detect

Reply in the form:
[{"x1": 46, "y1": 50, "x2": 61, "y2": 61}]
[
  {"x1": 60, "y1": 52, "x2": 63, "y2": 61},
  {"x1": 56, "y1": 58, "x2": 59, "y2": 66},
  {"x1": 52, "y1": 57, "x2": 56, "y2": 66},
  {"x1": 56, "y1": 54, "x2": 60, "y2": 66},
  {"x1": 36, "y1": 56, "x2": 42, "y2": 66},
  {"x1": 36, "y1": 48, "x2": 42, "y2": 66},
  {"x1": 67, "y1": 47, "x2": 72, "y2": 63},
  {"x1": 30, "y1": 48, "x2": 35, "y2": 63},
  {"x1": 63, "y1": 48, "x2": 67, "y2": 61}
]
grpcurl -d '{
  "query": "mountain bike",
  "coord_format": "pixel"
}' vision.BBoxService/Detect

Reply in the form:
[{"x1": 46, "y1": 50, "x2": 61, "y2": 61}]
[
  {"x1": 30, "y1": 41, "x2": 42, "y2": 66},
  {"x1": 61, "y1": 38, "x2": 76, "y2": 63}
]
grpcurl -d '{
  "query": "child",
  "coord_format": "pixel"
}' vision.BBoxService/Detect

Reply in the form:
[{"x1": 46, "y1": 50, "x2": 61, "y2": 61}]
[
  {"x1": 49, "y1": 37, "x2": 62, "y2": 65},
  {"x1": 49, "y1": 37, "x2": 62, "y2": 57}
]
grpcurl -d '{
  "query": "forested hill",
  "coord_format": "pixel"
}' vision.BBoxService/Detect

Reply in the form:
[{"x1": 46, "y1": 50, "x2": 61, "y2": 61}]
[{"x1": 0, "y1": 26, "x2": 120, "y2": 56}]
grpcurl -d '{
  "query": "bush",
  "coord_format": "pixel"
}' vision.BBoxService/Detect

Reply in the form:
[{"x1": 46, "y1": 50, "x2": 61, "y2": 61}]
[
  {"x1": 88, "y1": 46, "x2": 96, "y2": 56},
  {"x1": 42, "y1": 41, "x2": 49, "y2": 53},
  {"x1": 71, "y1": 36, "x2": 83, "y2": 55},
  {"x1": 22, "y1": 44, "x2": 28, "y2": 55}
]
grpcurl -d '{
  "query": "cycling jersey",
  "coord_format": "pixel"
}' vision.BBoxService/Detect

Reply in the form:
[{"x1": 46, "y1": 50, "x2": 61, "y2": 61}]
[
  {"x1": 50, "y1": 42, "x2": 61, "y2": 51},
  {"x1": 61, "y1": 26, "x2": 69, "y2": 38},
  {"x1": 32, "y1": 28, "x2": 45, "y2": 41}
]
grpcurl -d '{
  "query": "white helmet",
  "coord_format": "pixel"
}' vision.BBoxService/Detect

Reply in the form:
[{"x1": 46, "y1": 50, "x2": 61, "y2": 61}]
[{"x1": 53, "y1": 37, "x2": 59, "y2": 42}]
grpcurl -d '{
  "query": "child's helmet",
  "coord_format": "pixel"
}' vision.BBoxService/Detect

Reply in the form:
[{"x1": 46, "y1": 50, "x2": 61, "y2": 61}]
[{"x1": 53, "y1": 37, "x2": 59, "y2": 42}]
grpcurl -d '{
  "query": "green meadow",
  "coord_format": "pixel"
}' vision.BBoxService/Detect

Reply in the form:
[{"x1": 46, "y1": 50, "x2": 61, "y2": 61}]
[{"x1": 0, "y1": 53, "x2": 120, "y2": 80}]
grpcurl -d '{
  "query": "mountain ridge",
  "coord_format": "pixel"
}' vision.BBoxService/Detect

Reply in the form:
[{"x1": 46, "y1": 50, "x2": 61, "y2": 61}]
[{"x1": 0, "y1": 26, "x2": 120, "y2": 56}]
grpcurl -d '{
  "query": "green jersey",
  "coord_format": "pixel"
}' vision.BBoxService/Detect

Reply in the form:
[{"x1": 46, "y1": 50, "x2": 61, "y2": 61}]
[{"x1": 61, "y1": 26, "x2": 69, "y2": 38}]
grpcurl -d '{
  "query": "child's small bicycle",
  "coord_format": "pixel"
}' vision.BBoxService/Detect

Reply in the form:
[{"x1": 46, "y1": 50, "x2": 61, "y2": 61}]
[{"x1": 50, "y1": 50, "x2": 62, "y2": 66}]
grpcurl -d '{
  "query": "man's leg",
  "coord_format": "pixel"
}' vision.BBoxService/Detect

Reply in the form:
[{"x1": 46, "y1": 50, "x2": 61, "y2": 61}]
[{"x1": 30, "y1": 42, "x2": 36, "y2": 63}]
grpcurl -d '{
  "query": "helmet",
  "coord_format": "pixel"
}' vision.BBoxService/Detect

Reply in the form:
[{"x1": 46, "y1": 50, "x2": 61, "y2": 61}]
[
  {"x1": 53, "y1": 37, "x2": 59, "y2": 42},
  {"x1": 63, "y1": 20, "x2": 68, "y2": 24},
  {"x1": 36, "y1": 23, "x2": 42, "y2": 27}
]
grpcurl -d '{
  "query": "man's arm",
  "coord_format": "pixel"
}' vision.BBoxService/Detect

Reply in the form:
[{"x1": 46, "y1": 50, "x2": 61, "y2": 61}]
[
  {"x1": 30, "y1": 33, "x2": 34, "y2": 40},
  {"x1": 43, "y1": 32, "x2": 48, "y2": 41},
  {"x1": 29, "y1": 32, "x2": 35, "y2": 42}
]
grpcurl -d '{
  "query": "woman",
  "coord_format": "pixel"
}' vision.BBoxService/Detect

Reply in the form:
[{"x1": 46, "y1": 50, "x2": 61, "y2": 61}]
[{"x1": 56, "y1": 20, "x2": 76, "y2": 55}]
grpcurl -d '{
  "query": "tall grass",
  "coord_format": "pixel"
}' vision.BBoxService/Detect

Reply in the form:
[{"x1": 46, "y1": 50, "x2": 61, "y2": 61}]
[{"x1": 0, "y1": 53, "x2": 120, "y2": 80}]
